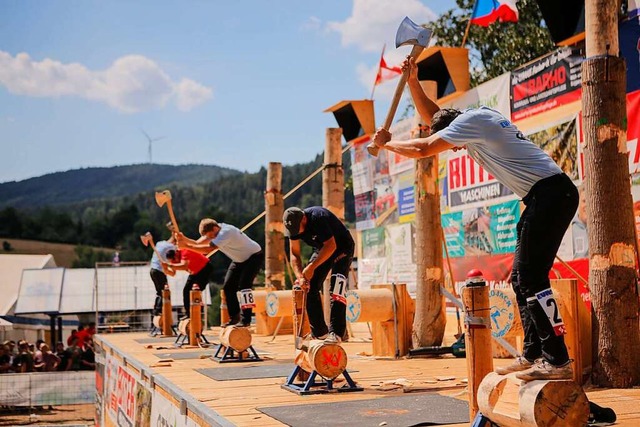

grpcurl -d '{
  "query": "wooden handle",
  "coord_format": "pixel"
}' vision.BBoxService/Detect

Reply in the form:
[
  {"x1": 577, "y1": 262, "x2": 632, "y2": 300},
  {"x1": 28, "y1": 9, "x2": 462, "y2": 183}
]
[
  {"x1": 166, "y1": 200, "x2": 181, "y2": 234},
  {"x1": 366, "y1": 44, "x2": 426, "y2": 157}
]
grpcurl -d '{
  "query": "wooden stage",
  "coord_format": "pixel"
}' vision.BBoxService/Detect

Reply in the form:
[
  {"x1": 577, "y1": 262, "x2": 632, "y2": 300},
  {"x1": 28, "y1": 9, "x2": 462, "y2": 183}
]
[{"x1": 95, "y1": 322, "x2": 640, "y2": 427}]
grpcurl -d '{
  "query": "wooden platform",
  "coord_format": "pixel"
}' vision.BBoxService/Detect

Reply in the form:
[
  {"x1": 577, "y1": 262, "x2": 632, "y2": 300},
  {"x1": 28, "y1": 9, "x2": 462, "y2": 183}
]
[{"x1": 95, "y1": 321, "x2": 640, "y2": 427}]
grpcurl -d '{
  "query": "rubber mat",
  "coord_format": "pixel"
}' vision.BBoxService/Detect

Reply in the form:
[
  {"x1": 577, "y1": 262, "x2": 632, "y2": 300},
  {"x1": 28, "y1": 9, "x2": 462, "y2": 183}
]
[
  {"x1": 258, "y1": 393, "x2": 469, "y2": 426},
  {"x1": 196, "y1": 364, "x2": 296, "y2": 381},
  {"x1": 154, "y1": 351, "x2": 215, "y2": 360},
  {"x1": 134, "y1": 336, "x2": 181, "y2": 344}
]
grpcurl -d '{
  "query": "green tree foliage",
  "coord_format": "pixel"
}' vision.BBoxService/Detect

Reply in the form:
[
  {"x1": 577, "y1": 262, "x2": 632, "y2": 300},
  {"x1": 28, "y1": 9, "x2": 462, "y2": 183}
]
[
  {"x1": 431, "y1": 0, "x2": 555, "y2": 86},
  {"x1": 72, "y1": 245, "x2": 113, "y2": 268}
]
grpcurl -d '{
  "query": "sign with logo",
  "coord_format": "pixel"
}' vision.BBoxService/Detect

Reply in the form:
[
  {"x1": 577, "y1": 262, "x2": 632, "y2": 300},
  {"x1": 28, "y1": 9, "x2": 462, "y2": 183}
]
[
  {"x1": 535, "y1": 288, "x2": 566, "y2": 336},
  {"x1": 265, "y1": 292, "x2": 278, "y2": 317},
  {"x1": 489, "y1": 289, "x2": 516, "y2": 338},
  {"x1": 447, "y1": 151, "x2": 513, "y2": 208},
  {"x1": 345, "y1": 290, "x2": 362, "y2": 323},
  {"x1": 150, "y1": 390, "x2": 198, "y2": 427}
]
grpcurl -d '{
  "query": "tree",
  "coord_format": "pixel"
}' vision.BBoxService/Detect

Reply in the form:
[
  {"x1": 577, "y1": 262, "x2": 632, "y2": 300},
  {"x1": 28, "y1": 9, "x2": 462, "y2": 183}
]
[
  {"x1": 430, "y1": 0, "x2": 555, "y2": 86},
  {"x1": 582, "y1": 0, "x2": 640, "y2": 387}
]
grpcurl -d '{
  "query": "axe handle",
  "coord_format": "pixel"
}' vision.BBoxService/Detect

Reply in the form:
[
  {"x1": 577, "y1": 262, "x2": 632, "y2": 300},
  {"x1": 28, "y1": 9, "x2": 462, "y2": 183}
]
[
  {"x1": 367, "y1": 44, "x2": 426, "y2": 157},
  {"x1": 148, "y1": 239, "x2": 165, "y2": 263},
  {"x1": 166, "y1": 200, "x2": 181, "y2": 234}
]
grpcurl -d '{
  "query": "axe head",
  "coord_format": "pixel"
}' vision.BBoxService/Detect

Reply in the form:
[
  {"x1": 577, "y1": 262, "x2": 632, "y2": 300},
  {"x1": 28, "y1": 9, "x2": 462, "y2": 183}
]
[
  {"x1": 155, "y1": 190, "x2": 172, "y2": 207},
  {"x1": 140, "y1": 232, "x2": 152, "y2": 247},
  {"x1": 395, "y1": 16, "x2": 432, "y2": 49}
]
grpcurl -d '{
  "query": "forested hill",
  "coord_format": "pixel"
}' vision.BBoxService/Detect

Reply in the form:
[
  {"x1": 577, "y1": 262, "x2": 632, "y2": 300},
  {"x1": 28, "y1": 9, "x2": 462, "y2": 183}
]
[
  {"x1": 0, "y1": 164, "x2": 241, "y2": 209},
  {"x1": 0, "y1": 153, "x2": 354, "y2": 269}
]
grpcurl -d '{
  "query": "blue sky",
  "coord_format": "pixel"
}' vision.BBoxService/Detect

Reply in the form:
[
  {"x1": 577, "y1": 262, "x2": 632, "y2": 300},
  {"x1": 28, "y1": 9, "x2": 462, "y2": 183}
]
[{"x1": 0, "y1": 0, "x2": 456, "y2": 183}]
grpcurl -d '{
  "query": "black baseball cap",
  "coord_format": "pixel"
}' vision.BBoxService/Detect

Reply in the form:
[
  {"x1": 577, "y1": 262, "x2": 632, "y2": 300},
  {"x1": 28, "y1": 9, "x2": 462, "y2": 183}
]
[{"x1": 283, "y1": 207, "x2": 305, "y2": 238}]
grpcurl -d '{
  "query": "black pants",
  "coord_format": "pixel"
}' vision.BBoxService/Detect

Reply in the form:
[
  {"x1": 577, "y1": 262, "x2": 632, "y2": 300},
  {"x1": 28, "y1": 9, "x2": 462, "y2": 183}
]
[
  {"x1": 306, "y1": 248, "x2": 353, "y2": 338},
  {"x1": 223, "y1": 251, "x2": 263, "y2": 323},
  {"x1": 183, "y1": 262, "x2": 213, "y2": 316},
  {"x1": 511, "y1": 173, "x2": 578, "y2": 366},
  {"x1": 150, "y1": 269, "x2": 167, "y2": 315}
]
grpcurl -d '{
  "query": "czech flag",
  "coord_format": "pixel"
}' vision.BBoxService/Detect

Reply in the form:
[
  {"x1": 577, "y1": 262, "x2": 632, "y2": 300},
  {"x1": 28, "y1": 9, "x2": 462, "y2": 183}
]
[{"x1": 470, "y1": 0, "x2": 519, "y2": 27}]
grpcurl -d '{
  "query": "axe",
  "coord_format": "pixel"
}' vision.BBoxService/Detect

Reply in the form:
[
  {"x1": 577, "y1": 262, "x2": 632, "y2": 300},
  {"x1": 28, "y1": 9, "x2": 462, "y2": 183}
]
[
  {"x1": 155, "y1": 190, "x2": 180, "y2": 234},
  {"x1": 367, "y1": 17, "x2": 433, "y2": 156},
  {"x1": 140, "y1": 232, "x2": 165, "y2": 262}
]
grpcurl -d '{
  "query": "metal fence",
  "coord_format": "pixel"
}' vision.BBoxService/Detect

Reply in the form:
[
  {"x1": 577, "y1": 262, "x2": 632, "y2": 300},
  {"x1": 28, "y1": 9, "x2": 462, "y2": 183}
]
[{"x1": 0, "y1": 371, "x2": 94, "y2": 426}]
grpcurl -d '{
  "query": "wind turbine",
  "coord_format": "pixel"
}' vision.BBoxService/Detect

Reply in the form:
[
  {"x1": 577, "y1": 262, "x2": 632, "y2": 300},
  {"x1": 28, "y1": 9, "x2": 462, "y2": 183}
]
[{"x1": 140, "y1": 129, "x2": 166, "y2": 164}]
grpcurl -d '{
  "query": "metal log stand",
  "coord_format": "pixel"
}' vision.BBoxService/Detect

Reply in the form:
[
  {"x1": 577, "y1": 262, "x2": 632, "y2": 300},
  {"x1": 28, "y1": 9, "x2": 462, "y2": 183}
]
[{"x1": 281, "y1": 365, "x2": 363, "y2": 395}]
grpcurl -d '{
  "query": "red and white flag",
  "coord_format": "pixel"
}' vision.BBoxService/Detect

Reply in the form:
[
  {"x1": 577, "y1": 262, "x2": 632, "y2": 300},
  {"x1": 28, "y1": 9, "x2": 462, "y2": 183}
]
[{"x1": 374, "y1": 46, "x2": 402, "y2": 86}]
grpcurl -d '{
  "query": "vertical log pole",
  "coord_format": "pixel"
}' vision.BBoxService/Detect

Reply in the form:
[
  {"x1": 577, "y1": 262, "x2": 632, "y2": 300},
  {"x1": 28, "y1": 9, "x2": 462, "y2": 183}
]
[
  {"x1": 189, "y1": 285, "x2": 202, "y2": 346},
  {"x1": 162, "y1": 285, "x2": 173, "y2": 336},
  {"x1": 322, "y1": 128, "x2": 345, "y2": 323},
  {"x1": 220, "y1": 288, "x2": 229, "y2": 326},
  {"x1": 462, "y1": 270, "x2": 493, "y2": 421},
  {"x1": 413, "y1": 80, "x2": 446, "y2": 348},
  {"x1": 265, "y1": 162, "x2": 285, "y2": 290},
  {"x1": 583, "y1": 0, "x2": 640, "y2": 387}
]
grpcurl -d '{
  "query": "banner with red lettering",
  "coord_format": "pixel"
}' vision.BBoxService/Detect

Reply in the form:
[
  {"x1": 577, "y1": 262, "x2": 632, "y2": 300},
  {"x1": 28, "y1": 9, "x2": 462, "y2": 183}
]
[
  {"x1": 446, "y1": 150, "x2": 513, "y2": 209},
  {"x1": 103, "y1": 354, "x2": 152, "y2": 427},
  {"x1": 511, "y1": 47, "x2": 583, "y2": 121}
]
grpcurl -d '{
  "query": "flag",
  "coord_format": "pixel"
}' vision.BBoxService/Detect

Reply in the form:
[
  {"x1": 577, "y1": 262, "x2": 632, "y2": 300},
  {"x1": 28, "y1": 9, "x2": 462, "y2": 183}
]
[
  {"x1": 470, "y1": 0, "x2": 519, "y2": 27},
  {"x1": 374, "y1": 46, "x2": 402, "y2": 86}
]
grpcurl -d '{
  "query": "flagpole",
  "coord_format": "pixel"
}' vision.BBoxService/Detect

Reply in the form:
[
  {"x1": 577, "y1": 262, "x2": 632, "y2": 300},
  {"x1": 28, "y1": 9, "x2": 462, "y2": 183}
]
[
  {"x1": 370, "y1": 44, "x2": 386, "y2": 100},
  {"x1": 461, "y1": 0, "x2": 478, "y2": 47}
]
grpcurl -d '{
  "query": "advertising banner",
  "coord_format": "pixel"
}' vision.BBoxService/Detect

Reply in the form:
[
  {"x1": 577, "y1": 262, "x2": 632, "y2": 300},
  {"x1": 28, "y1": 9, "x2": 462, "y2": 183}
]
[
  {"x1": 0, "y1": 371, "x2": 95, "y2": 407},
  {"x1": 362, "y1": 227, "x2": 385, "y2": 258},
  {"x1": 525, "y1": 117, "x2": 579, "y2": 180},
  {"x1": 397, "y1": 171, "x2": 416, "y2": 223},
  {"x1": 150, "y1": 390, "x2": 198, "y2": 427},
  {"x1": 386, "y1": 223, "x2": 416, "y2": 294},
  {"x1": 103, "y1": 354, "x2": 152, "y2": 427},
  {"x1": 388, "y1": 117, "x2": 415, "y2": 175},
  {"x1": 355, "y1": 191, "x2": 376, "y2": 230},
  {"x1": 442, "y1": 72, "x2": 511, "y2": 117},
  {"x1": 447, "y1": 151, "x2": 513, "y2": 209},
  {"x1": 358, "y1": 257, "x2": 387, "y2": 290},
  {"x1": 511, "y1": 47, "x2": 583, "y2": 121}
]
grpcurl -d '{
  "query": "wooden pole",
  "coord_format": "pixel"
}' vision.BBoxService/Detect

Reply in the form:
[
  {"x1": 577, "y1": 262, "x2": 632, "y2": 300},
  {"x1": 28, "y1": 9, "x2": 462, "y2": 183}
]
[
  {"x1": 413, "y1": 81, "x2": 446, "y2": 348},
  {"x1": 322, "y1": 128, "x2": 345, "y2": 324},
  {"x1": 462, "y1": 270, "x2": 493, "y2": 420},
  {"x1": 583, "y1": 0, "x2": 640, "y2": 387},
  {"x1": 189, "y1": 285, "x2": 202, "y2": 346},
  {"x1": 265, "y1": 162, "x2": 285, "y2": 290},
  {"x1": 220, "y1": 288, "x2": 229, "y2": 326},
  {"x1": 161, "y1": 285, "x2": 173, "y2": 336}
]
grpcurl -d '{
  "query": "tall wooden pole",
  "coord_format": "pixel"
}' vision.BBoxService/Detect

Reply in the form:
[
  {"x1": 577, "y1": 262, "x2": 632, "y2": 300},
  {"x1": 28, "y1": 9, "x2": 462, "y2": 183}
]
[
  {"x1": 583, "y1": 0, "x2": 640, "y2": 387},
  {"x1": 161, "y1": 285, "x2": 173, "y2": 336},
  {"x1": 265, "y1": 162, "x2": 285, "y2": 290},
  {"x1": 412, "y1": 81, "x2": 446, "y2": 347},
  {"x1": 322, "y1": 128, "x2": 345, "y2": 323}
]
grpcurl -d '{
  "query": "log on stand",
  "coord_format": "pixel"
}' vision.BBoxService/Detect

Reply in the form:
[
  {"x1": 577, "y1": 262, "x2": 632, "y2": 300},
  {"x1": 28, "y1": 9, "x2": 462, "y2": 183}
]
[{"x1": 219, "y1": 326, "x2": 252, "y2": 353}]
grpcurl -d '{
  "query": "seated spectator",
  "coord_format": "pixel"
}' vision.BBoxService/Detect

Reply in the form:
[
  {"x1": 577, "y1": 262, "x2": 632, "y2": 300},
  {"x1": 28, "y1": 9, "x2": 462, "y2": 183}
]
[
  {"x1": 67, "y1": 327, "x2": 80, "y2": 346},
  {"x1": 39, "y1": 343, "x2": 61, "y2": 372},
  {"x1": 77, "y1": 322, "x2": 96, "y2": 349},
  {"x1": 0, "y1": 344, "x2": 11, "y2": 373},
  {"x1": 81, "y1": 338, "x2": 95, "y2": 370}
]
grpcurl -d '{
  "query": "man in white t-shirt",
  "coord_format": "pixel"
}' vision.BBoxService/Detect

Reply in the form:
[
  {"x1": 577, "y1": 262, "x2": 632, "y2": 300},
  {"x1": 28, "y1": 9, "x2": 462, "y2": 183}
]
[
  {"x1": 178, "y1": 218, "x2": 263, "y2": 327},
  {"x1": 373, "y1": 57, "x2": 578, "y2": 382},
  {"x1": 149, "y1": 236, "x2": 176, "y2": 316}
]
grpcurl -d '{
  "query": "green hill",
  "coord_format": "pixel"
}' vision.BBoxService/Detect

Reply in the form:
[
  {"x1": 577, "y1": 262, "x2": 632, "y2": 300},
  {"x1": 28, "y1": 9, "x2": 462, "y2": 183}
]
[{"x1": 0, "y1": 163, "x2": 240, "y2": 209}]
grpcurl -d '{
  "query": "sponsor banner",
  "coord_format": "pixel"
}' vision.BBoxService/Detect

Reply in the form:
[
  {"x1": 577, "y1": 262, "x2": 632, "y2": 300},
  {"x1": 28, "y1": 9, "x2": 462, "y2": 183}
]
[
  {"x1": 0, "y1": 371, "x2": 95, "y2": 407},
  {"x1": 374, "y1": 176, "x2": 397, "y2": 221},
  {"x1": 449, "y1": 253, "x2": 515, "y2": 284},
  {"x1": 355, "y1": 191, "x2": 376, "y2": 230},
  {"x1": 386, "y1": 223, "x2": 416, "y2": 294},
  {"x1": 447, "y1": 151, "x2": 513, "y2": 209},
  {"x1": 96, "y1": 360, "x2": 105, "y2": 427},
  {"x1": 488, "y1": 200, "x2": 520, "y2": 254},
  {"x1": 150, "y1": 390, "x2": 198, "y2": 427},
  {"x1": 103, "y1": 354, "x2": 152, "y2": 427},
  {"x1": 397, "y1": 171, "x2": 416, "y2": 223},
  {"x1": 388, "y1": 117, "x2": 415, "y2": 175},
  {"x1": 620, "y1": 16, "x2": 640, "y2": 92},
  {"x1": 511, "y1": 47, "x2": 583, "y2": 121},
  {"x1": 362, "y1": 227, "x2": 385, "y2": 259},
  {"x1": 489, "y1": 289, "x2": 516, "y2": 338},
  {"x1": 352, "y1": 160, "x2": 374, "y2": 195},
  {"x1": 442, "y1": 72, "x2": 511, "y2": 117},
  {"x1": 525, "y1": 117, "x2": 579, "y2": 180},
  {"x1": 373, "y1": 148, "x2": 391, "y2": 179},
  {"x1": 358, "y1": 257, "x2": 387, "y2": 290},
  {"x1": 442, "y1": 212, "x2": 465, "y2": 258}
]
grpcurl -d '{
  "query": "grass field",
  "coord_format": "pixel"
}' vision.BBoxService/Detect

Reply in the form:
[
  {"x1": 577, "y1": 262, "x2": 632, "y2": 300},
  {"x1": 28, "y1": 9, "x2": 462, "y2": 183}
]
[{"x1": 0, "y1": 238, "x2": 112, "y2": 268}]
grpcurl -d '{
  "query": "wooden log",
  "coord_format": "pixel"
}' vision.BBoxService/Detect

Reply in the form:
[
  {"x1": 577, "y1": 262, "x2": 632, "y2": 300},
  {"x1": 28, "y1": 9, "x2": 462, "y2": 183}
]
[
  {"x1": 265, "y1": 162, "x2": 285, "y2": 290},
  {"x1": 462, "y1": 272, "x2": 494, "y2": 420},
  {"x1": 219, "y1": 326, "x2": 252, "y2": 352},
  {"x1": 162, "y1": 286, "x2": 173, "y2": 336},
  {"x1": 220, "y1": 288, "x2": 229, "y2": 325},
  {"x1": 296, "y1": 340, "x2": 347, "y2": 380},
  {"x1": 178, "y1": 318, "x2": 189, "y2": 336},
  {"x1": 345, "y1": 289, "x2": 394, "y2": 322},
  {"x1": 189, "y1": 286, "x2": 203, "y2": 346},
  {"x1": 370, "y1": 284, "x2": 414, "y2": 357},
  {"x1": 477, "y1": 372, "x2": 589, "y2": 426}
]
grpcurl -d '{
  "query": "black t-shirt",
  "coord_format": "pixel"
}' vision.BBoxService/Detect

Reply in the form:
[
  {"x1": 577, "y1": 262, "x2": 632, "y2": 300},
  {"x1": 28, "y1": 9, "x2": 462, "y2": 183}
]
[{"x1": 294, "y1": 206, "x2": 354, "y2": 253}]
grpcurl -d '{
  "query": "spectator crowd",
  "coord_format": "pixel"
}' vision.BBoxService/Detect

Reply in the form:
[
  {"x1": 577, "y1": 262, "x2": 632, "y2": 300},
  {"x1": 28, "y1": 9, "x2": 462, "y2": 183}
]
[{"x1": 0, "y1": 323, "x2": 96, "y2": 374}]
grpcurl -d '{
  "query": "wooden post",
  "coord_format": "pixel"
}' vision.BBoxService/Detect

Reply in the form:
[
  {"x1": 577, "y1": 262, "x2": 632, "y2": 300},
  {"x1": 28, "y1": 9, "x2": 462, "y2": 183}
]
[
  {"x1": 189, "y1": 285, "x2": 202, "y2": 346},
  {"x1": 265, "y1": 162, "x2": 285, "y2": 290},
  {"x1": 220, "y1": 288, "x2": 229, "y2": 326},
  {"x1": 322, "y1": 128, "x2": 345, "y2": 323},
  {"x1": 413, "y1": 80, "x2": 446, "y2": 348},
  {"x1": 162, "y1": 285, "x2": 173, "y2": 336},
  {"x1": 462, "y1": 270, "x2": 494, "y2": 420},
  {"x1": 583, "y1": 0, "x2": 640, "y2": 387}
]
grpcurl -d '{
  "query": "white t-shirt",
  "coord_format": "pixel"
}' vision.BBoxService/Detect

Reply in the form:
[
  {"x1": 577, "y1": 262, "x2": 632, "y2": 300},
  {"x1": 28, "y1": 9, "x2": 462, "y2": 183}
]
[
  {"x1": 437, "y1": 106, "x2": 563, "y2": 198},
  {"x1": 211, "y1": 223, "x2": 262, "y2": 263},
  {"x1": 150, "y1": 240, "x2": 176, "y2": 271}
]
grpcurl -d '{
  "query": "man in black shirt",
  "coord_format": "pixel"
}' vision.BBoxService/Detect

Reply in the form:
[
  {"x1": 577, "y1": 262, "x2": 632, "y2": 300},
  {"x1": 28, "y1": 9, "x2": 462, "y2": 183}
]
[{"x1": 284, "y1": 206, "x2": 354, "y2": 344}]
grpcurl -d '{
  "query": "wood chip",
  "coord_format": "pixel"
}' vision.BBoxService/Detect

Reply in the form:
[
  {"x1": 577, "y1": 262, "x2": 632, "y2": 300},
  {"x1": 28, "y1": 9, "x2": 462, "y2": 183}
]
[{"x1": 435, "y1": 376, "x2": 455, "y2": 381}]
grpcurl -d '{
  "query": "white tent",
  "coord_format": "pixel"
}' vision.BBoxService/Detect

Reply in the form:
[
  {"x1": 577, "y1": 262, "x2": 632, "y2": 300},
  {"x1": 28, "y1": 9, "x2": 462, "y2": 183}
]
[{"x1": 0, "y1": 254, "x2": 57, "y2": 316}]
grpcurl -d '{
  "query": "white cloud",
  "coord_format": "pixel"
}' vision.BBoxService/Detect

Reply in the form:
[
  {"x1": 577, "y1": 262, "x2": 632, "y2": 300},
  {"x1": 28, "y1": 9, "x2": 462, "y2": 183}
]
[
  {"x1": 301, "y1": 16, "x2": 322, "y2": 32},
  {"x1": 325, "y1": 0, "x2": 437, "y2": 99},
  {"x1": 0, "y1": 51, "x2": 213, "y2": 113}
]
